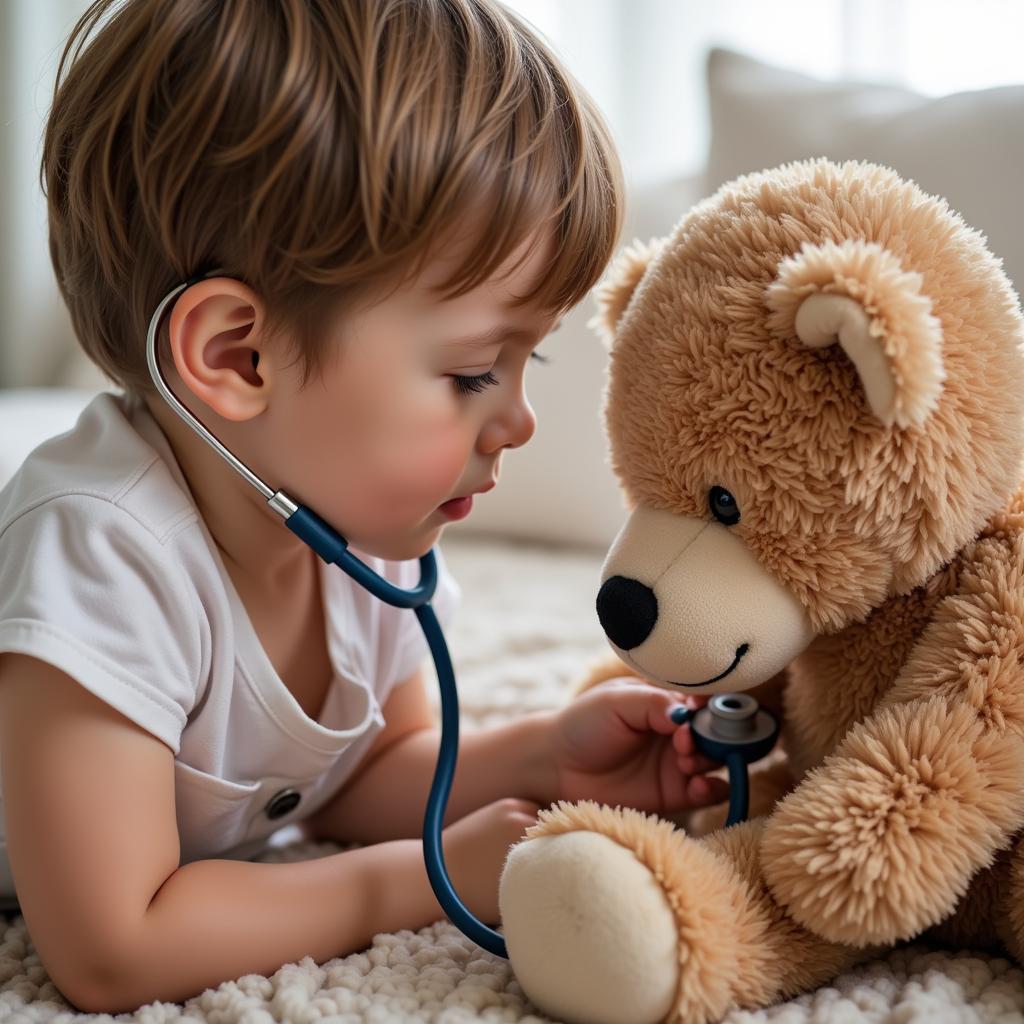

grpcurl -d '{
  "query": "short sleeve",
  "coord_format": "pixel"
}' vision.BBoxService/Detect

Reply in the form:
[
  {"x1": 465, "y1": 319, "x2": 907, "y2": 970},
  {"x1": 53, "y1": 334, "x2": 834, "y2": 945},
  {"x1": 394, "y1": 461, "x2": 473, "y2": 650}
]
[
  {"x1": 0, "y1": 496, "x2": 203, "y2": 754},
  {"x1": 377, "y1": 542, "x2": 462, "y2": 691}
]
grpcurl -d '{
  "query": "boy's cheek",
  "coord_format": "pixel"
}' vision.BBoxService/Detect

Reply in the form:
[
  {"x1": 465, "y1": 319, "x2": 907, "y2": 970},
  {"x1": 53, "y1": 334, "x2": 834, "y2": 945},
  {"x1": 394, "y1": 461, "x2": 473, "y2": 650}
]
[
  {"x1": 330, "y1": 444, "x2": 467, "y2": 526},
  {"x1": 378, "y1": 423, "x2": 469, "y2": 499},
  {"x1": 390, "y1": 453, "x2": 467, "y2": 513}
]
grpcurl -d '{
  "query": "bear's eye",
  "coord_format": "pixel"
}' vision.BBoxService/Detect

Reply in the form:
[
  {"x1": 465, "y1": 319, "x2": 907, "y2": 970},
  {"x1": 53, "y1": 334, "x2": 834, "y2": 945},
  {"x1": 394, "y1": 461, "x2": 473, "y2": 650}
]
[{"x1": 708, "y1": 486, "x2": 741, "y2": 526}]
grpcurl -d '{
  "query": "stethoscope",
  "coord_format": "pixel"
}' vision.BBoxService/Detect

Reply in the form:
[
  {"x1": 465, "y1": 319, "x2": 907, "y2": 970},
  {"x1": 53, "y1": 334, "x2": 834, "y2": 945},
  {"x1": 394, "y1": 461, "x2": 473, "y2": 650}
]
[{"x1": 146, "y1": 267, "x2": 779, "y2": 960}]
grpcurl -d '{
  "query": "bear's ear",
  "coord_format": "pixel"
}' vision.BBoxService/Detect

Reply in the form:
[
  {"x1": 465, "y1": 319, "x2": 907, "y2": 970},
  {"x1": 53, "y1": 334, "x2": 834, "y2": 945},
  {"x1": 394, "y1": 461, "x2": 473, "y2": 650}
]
[
  {"x1": 765, "y1": 238, "x2": 945, "y2": 428},
  {"x1": 587, "y1": 236, "x2": 667, "y2": 350}
]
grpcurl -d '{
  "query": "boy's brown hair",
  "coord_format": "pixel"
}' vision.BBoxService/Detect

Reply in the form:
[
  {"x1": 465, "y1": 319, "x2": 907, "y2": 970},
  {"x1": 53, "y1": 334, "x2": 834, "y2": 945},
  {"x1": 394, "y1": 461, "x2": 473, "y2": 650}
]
[{"x1": 41, "y1": 0, "x2": 625, "y2": 396}]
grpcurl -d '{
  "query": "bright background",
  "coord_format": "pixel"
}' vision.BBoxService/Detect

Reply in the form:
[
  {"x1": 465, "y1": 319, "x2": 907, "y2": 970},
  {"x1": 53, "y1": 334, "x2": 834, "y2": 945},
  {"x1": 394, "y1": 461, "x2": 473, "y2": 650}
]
[
  {"x1": 508, "y1": 0, "x2": 1024, "y2": 186},
  {"x1": 2, "y1": 0, "x2": 1023, "y2": 549}
]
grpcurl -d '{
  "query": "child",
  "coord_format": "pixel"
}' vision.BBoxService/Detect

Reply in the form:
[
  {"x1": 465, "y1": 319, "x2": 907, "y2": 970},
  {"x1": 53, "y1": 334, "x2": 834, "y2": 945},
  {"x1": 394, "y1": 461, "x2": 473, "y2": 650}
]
[{"x1": 0, "y1": 0, "x2": 730, "y2": 1013}]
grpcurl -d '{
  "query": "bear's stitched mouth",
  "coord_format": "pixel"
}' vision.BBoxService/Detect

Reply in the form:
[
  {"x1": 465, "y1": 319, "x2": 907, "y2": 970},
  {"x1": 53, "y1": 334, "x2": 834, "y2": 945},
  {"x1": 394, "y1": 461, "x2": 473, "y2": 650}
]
[{"x1": 618, "y1": 643, "x2": 749, "y2": 689}]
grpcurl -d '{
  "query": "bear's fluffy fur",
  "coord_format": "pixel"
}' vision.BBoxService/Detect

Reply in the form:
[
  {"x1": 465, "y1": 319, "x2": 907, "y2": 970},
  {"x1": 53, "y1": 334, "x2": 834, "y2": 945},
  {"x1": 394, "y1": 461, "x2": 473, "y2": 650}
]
[{"x1": 496, "y1": 158, "x2": 1024, "y2": 1024}]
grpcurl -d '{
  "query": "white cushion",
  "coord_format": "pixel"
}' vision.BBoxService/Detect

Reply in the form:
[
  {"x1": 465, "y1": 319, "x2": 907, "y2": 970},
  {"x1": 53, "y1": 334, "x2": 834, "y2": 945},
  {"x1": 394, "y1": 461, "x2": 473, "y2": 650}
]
[{"x1": 704, "y1": 46, "x2": 1024, "y2": 296}]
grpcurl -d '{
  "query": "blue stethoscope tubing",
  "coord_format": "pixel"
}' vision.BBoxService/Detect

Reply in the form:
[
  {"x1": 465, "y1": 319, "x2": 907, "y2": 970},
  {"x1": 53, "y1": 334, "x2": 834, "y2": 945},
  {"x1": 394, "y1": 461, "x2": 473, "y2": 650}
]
[{"x1": 146, "y1": 268, "x2": 509, "y2": 957}]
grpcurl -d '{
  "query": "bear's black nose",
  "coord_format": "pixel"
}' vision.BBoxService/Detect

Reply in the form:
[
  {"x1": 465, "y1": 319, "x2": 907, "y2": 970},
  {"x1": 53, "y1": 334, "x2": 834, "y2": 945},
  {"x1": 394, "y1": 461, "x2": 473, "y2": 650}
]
[{"x1": 596, "y1": 575, "x2": 659, "y2": 651}]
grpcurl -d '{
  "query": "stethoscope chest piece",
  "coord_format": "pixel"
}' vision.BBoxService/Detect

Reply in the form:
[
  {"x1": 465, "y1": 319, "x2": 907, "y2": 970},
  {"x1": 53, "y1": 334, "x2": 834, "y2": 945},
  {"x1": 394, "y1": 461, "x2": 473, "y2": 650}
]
[
  {"x1": 691, "y1": 693, "x2": 779, "y2": 764},
  {"x1": 670, "y1": 692, "x2": 780, "y2": 826}
]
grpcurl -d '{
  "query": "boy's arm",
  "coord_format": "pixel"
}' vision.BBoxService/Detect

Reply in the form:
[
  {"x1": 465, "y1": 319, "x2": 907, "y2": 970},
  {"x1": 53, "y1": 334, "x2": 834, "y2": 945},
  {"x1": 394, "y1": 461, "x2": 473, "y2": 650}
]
[
  {"x1": 0, "y1": 653, "x2": 446, "y2": 1014},
  {"x1": 304, "y1": 664, "x2": 556, "y2": 845}
]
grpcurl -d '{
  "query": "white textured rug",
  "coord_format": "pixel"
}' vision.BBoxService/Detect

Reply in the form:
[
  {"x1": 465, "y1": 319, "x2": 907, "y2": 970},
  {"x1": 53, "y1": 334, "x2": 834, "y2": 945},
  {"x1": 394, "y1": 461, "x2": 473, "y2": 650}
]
[{"x1": 3, "y1": 532, "x2": 1023, "y2": 1022}]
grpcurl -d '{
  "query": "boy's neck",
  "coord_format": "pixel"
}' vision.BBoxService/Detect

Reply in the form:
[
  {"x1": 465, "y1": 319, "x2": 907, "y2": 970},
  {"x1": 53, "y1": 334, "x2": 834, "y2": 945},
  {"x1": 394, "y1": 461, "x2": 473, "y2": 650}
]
[{"x1": 140, "y1": 392, "x2": 314, "y2": 593}]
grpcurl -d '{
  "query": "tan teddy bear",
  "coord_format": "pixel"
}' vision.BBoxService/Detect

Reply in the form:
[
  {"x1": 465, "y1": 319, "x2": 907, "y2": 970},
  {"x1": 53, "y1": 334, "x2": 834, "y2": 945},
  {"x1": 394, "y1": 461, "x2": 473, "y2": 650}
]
[{"x1": 497, "y1": 157, "x2": 1024, "y2": 1024}]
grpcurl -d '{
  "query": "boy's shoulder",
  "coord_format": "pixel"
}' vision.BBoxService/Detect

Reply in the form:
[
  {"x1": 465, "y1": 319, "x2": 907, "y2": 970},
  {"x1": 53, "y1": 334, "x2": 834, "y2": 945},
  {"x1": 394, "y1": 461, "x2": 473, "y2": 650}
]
[{"x1": 0, "y1": 390, "x2": 198, "y2": 546}]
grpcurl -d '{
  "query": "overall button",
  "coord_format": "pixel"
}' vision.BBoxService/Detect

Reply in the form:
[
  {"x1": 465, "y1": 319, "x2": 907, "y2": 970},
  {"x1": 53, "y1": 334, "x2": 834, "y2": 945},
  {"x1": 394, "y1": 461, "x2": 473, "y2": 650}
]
[{"x1": 265, "y1": 788, "x2": 302, "y2": 820}]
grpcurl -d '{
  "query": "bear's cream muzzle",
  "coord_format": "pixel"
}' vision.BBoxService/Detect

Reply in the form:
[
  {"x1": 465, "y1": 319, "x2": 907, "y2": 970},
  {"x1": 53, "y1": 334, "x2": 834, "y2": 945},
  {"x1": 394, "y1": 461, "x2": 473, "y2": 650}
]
[{"x1": 597, "y1": 504, "x2": 815, "y2": 693}]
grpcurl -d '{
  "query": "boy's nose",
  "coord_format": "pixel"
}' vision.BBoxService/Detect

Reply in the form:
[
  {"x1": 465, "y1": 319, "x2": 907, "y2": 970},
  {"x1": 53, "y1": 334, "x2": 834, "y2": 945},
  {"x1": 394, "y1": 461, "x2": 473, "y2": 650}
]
[
  {"x1": 505, "y1": 396, "x2": 537, "y2": 449},
  {"x1": 483, "y1": 394, "x2": 536, "y2": 452}
]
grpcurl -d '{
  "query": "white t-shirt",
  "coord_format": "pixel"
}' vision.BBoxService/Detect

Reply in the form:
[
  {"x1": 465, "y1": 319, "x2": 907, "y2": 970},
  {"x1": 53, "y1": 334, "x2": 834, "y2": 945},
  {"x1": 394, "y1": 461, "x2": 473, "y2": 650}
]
[{"x1": 0, "y1": 390, "x2": 460, "y2": 910}]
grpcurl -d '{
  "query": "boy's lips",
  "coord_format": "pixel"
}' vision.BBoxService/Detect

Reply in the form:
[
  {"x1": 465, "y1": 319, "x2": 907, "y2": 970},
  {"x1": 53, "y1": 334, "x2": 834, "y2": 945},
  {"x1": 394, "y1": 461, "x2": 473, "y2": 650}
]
[
  {"x1": 439, "y1": 496, "x2": 473, "y2": 519},
  {"x1": 437, "y1": 480, "x2": 495, "y2": 519}
]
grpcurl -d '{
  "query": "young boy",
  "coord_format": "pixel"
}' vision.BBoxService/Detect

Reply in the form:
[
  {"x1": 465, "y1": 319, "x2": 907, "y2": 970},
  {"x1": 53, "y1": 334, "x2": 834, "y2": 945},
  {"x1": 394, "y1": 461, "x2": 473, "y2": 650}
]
[{"x1": 0, "y1": 0, "x2": 729, "y2": 1013}]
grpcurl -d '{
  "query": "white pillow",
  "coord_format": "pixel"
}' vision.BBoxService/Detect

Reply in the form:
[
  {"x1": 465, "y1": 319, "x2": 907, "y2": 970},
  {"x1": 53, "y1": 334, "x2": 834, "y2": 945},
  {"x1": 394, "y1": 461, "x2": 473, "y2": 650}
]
[{"x1": 705, "y1": 46, "x2": 1024, "y2": 297}]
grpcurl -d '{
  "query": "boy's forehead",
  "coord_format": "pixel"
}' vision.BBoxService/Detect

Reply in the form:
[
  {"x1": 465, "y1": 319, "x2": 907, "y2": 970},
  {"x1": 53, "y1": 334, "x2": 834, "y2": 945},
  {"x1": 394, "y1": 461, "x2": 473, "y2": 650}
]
[{"x1": 420, "y1": 212, "x2": 556, "y2": 290}]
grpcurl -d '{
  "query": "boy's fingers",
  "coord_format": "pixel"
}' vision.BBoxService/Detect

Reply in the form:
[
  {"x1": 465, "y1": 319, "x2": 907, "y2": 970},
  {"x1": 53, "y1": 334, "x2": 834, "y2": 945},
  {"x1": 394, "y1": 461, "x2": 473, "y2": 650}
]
[
  {"x1": 687, "y1": 774, "x2": 730, "y2": 805},
  {"x1": 672, "y1": 723, "x2": 695, "y2": 755},
  {"x1": 671, "y1": 709, "x2": 720, "y2": 753},
  {"x1": 678, "y1": 753, "x2": 724, "y2": 775},
  {"x1": 647, "y1": 698, "x2": 680, "y2": 735}
]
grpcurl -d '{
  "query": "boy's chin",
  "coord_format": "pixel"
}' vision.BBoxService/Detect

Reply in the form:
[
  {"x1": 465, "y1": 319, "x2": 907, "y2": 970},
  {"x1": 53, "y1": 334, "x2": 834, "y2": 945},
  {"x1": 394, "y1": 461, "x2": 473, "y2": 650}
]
[{"x1": 348, "y1": 521, "x2": 448, "y2": 562}]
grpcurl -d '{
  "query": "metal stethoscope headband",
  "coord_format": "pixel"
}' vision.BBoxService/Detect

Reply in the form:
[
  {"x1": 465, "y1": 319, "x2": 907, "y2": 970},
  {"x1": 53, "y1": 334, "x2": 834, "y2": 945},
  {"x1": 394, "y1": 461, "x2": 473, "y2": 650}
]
[
  {"x1": 147, "y1": 267, "x2": 779, "y2": 961},
  {"x1": 146, "y1": 266, "x2": 510, "y2": 957}
]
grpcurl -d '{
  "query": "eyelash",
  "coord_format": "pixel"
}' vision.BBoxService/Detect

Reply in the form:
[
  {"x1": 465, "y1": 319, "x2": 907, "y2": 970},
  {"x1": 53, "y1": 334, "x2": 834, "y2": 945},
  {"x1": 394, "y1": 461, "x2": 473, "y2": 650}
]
[{"x1": 451, "y1": 351, "x2": 550, "y2": 396}]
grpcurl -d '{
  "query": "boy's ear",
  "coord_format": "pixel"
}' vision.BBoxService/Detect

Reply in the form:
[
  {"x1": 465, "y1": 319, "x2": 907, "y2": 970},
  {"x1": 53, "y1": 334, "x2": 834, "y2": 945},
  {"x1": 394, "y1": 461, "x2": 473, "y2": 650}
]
[
  {"x1": 587, "y1": 236, "x2": 667, "y2": 350},
  {"x1": 167, "y1": 278, "x2": 270, "y2": 422}
]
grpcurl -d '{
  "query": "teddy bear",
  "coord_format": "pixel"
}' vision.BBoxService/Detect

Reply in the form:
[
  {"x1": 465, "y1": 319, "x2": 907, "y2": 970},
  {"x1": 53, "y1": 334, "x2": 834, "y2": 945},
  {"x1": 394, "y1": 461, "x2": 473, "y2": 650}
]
[{"x1": 496, "y1": 157, "x2": 1024, "y2": 1024}]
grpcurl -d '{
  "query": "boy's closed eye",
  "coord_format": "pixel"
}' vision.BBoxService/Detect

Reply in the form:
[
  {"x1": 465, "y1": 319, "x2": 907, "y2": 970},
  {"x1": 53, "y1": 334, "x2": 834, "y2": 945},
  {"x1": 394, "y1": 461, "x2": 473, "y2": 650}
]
[
  {"x1": 449, "y1": 319, "x2": 560, "y2": 396},
  {"x1": 450, "y1": 351, "x2": 551, "y2": 396}
]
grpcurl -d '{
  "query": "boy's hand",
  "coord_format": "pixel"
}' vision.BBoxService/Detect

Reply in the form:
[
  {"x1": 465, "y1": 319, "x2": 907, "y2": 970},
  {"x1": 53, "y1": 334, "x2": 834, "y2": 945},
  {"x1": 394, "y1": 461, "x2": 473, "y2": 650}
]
[
  {"x1": 442, "y1": 798, "x2": 542, "y2": 926},
  {"x1": 545, "y1": 676, "x2": 731, "y2": 814}
]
